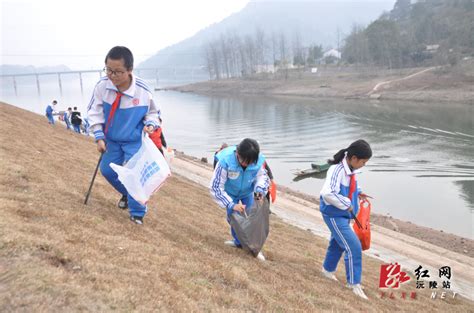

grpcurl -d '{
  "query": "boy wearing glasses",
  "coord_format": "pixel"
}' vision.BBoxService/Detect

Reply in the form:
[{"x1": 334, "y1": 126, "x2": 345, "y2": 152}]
[
  {"x1": 87, "y1": 46, "x2": 160, "y2": 225},
  {"x1": 210, "y1": 138, "x2": 270, "y2": 260}
]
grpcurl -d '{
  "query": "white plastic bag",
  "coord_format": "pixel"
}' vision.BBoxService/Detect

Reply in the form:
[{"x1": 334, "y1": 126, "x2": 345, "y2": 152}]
[{"x1": 110, "y1": 134, "x2": 171, "y2": 205}]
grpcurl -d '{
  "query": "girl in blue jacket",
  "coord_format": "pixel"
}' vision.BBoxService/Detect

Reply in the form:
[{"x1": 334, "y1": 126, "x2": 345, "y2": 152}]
[
  {"x1": 210, "y1": 138, "x2": 270, "y2": 260},
  {"x1": 319, "y1": 139, "x2": 372, "y2": 300}
]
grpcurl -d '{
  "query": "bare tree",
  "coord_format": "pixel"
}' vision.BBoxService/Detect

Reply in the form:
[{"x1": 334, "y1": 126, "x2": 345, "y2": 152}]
[
  {"x1": 271, "y1": 31, "x2": 279, "y2": 68},
  {"x1": 244, "y1": 34, "x2": 257, "y2": 76},
  {"x1": 279, "y1": 31, "x2": 289, "y2": 79},
  {"x1": 255, "y1": 28, "x2": 267, "y2": 72},
  {"x1": 219, "y1": 34, "x2": 231, "y2": 78},
  {"x1": 204, "y1": 43, "x2": 215, "y2": 80},
  {"x1": 292, "y1": 29, "x2": 305, "y2": 71},
  {"x1": 209, "y1": 40, "x2": 221, "y2": 80}
]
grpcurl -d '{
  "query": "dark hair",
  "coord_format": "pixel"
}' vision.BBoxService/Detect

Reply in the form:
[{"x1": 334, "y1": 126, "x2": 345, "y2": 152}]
[
  {"x1": 328, "y1": 139, "x2": 372, "y2": 165},
  {"x1": 73, "y1": 107, "x2": 77, "y2": 110},
  {"x1": 52, "y1": 100, "x2": 57, "y2": 104},
  {"x1": 105, "y1": 46, "x2": 134, "y2": 70},
  {"x1": 68, "y1": 107, "x2": 72, "y2": 110},
  {"x1": 237, "y1": 138, "x2": 260, "y2": 165}
]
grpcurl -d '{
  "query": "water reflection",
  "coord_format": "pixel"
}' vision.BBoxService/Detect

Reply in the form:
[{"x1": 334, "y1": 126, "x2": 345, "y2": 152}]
[{"x1": 454, "y1": 180, "x2": 474, "y2": 211}]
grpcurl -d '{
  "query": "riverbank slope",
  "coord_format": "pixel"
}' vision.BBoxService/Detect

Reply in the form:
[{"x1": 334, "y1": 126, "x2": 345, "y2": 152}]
[
  {"x1": 171, "y1": 59, "x2": 474, "y2": 103},
  {"x1": 0, "y1": 102, "x2": 472, "y2": 311}
]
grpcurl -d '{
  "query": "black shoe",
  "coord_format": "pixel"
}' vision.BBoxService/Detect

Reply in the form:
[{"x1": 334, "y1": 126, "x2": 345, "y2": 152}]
[
  {"x1": 118, "y1": 195, "x2": 128, "y2": 209},
  {"x1": 130, "y1": 216, "x2": 144, "y2": 225}
]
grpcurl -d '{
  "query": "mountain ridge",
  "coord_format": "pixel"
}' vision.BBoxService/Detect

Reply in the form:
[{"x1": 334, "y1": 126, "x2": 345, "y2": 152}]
[{"x1": 138, "y1": 1, "x2": 395, "y2": 70}]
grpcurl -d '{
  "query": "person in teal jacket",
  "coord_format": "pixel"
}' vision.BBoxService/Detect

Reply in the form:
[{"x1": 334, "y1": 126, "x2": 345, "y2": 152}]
[{"x1": 210, "y1": 138, "x2": 270, "y2": 260}]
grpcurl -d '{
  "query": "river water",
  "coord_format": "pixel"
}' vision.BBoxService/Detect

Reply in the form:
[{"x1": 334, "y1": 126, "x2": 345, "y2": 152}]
[{"x1": 1, "y1": 75, "x2": 473, "y2": 238}]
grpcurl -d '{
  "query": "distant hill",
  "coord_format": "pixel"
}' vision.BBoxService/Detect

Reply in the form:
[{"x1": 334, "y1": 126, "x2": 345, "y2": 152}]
[
  {"x1": 0, "y1": 64, "x2": 72, "y2": 75},
  {"x1": 343, "y1": 0, "x2": 474, "y2": 67},
  {"x1": 138, "y1": 0, "x2": 394, "y2": 71}
]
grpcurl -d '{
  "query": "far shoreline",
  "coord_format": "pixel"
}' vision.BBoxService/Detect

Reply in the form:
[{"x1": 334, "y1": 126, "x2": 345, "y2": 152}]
[{"x1": 167, "y1": 60, "x2": 474, "y2": 104}]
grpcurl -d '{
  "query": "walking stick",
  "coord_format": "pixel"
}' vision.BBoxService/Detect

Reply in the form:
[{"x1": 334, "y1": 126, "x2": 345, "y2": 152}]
[{"x1": 84, "y1": 153, "x2": 103, "y2": 205}]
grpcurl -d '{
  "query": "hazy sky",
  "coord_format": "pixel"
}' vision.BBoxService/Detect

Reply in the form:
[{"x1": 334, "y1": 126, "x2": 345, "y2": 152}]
[
  {"x1": 1, "y1": 0, "x2": 249, "y2": 69},
  {"x1": 1, "y1": 0, "x2": 394, "y2": 70}
]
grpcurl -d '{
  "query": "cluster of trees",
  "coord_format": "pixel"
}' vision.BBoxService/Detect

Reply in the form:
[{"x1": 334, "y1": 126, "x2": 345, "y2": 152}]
[
  {"x1": 203, "y1": 30, "x2": 325, "y2": 80},
  {"x1": 343, "y1": 0, "x2": 473, "y2": 68}
]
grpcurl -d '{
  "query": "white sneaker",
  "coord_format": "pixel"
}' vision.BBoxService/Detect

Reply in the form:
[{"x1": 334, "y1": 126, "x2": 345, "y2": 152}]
[
  {"x1": 346, "y1": 283, "x2": 364, "y2": 289},
  {"x1": 224, "y1": 240, "x2": 238, "y2": 247},
  {"x1": 321, "y1": 267, "x2": 338, "y2": 281},
  {"x1": 256, "y1": 251, "x2": 266, "y2": 261},
  {"x1": 348, "y1": 284, "x2": 368, "y2": 300}
]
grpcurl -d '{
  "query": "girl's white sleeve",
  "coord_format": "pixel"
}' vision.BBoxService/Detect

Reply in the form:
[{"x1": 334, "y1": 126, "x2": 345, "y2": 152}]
[
  {"x1": 209, "y1": 163, "x2": 234, "y2": 211},
  {"x1": 254, "y1": 165, "x2": 270, "y2": 194},
  {"x1": 320, "y1": 165, "x2": 351, "y2": 210}
]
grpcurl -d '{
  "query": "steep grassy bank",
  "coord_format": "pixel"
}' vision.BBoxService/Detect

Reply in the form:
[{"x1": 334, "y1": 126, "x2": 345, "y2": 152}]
[{"x1": 0, "y1": 103, "x2": 471, "y2": 311}]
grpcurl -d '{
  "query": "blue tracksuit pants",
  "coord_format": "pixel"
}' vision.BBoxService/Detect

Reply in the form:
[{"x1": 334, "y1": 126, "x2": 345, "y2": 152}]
[
  {"x1": 73, "y1": 124, "x2": 81, "y2": 133},
  {"x1": 100, "y1": 139, "x2": 147, "y2": 217},
  {"x1": 322, "y1": 215, "x2": 362, "y2": 285},
  {"x1": 47, "y1": 114, "x2": 54, "y2": 124},
  {"x1": 227, "y1": 194, "x2": 254, "y2": 246}
]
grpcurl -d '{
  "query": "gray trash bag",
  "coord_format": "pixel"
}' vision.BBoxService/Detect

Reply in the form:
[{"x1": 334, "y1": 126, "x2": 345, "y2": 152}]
[{"x1": 229, "y1": 197, "x2": 270, "y2": 256}]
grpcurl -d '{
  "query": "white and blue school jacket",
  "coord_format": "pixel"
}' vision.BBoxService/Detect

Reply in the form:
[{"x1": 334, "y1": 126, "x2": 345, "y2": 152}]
[
  {"x1": 45, "y1": 104, "x2": 54, "y2": 116},
  {"x1": 87, "y1": 74, "x2": 160, "y2": 142},
  {"x1": 320, "y1": 157, "x2": 362, "y2": 218},
  {"x1": 210, "y1": 146, "x2": 269, "y2": 213}
]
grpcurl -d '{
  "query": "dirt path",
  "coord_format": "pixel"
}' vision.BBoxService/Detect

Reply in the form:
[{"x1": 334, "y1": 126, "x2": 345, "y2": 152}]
[
  {"x1": 171, "y1": 155, "x2": 474, "y2": 300},
  {"x1": 368, "y1": 67, "x2": 438, "y2": 95}
]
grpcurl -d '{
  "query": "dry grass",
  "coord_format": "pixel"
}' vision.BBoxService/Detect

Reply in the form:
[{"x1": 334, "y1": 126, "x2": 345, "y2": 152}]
[{"x1": 0, "y1": 102, "x2": 472, "y2": 312}]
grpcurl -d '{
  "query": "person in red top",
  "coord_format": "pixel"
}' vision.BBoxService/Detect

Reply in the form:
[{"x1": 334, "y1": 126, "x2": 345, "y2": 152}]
[{"x1": 149, "y1": 126, "x2": 167, "y2": 155}]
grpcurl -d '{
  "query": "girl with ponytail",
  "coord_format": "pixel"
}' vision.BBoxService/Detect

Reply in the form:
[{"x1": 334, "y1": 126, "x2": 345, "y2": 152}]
[{"x1": 319, "y1": 139, "x2": 372, "y2": 300}]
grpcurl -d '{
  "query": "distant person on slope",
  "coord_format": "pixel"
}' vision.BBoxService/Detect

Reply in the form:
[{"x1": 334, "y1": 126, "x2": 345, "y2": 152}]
[
  {"x1": 45, "y1": 100, "x2": 57, "y2": 125},
  {"x1": 319, "y1": 139, "x2": 372, "y2": 300},
  {"x1": 87, "y1": 46, "x2": 160, "y2": 225},
  {"x1": 71, "y1": 107, "x2": 82, "y2": 133},
  {"x1": 210, "y1": 138, "x2": 270, "y2": 261},
  {"x1": 64, "y1": 107, "x2": 72, "y2": 130}
]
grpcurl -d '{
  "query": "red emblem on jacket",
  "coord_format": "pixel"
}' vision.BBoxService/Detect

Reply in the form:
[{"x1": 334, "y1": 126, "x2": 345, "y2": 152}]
[{"x1": 132, "y1": 98, "x2": 139, "y2": 106}]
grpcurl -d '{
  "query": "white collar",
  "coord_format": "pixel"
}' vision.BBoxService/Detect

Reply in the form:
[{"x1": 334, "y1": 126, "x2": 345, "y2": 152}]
[
  {"x1": 342, "y1": 157, "x2": 362, "y2": 176},
  {"x1": 105, "y1": 73, "x2": 136, "y2": 97}
]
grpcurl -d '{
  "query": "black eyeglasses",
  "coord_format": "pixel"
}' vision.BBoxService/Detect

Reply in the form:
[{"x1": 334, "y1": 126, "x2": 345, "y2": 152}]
[{"x1": 103, "y1": 67, "x2": 127, "y2": 76}]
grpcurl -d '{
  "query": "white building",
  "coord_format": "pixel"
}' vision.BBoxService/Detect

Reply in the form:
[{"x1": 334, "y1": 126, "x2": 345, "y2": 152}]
[{"x1": 323, "y1": 49, "x2": 342, "y2": 59}]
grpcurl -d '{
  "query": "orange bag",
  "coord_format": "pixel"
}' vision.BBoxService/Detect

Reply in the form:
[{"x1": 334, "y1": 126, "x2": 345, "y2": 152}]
[
  {"x1": 353, "y1": 199, "x2": 371, "y2": 250},
  {"x1": 269, "y1": 181, "x2": 277, "y2": 203},
  {"x1": 348, "y1": 174, "x2": 371, "y2": 250}
]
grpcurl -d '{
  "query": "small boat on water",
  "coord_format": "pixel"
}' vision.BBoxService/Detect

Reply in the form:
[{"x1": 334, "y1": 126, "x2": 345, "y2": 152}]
[
  {"x1": 311, "y1": 163, "x2": 330, "y2": 172},
  {"x1": 293, "y1": 163, "x2": 330, "y2": 180}
]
